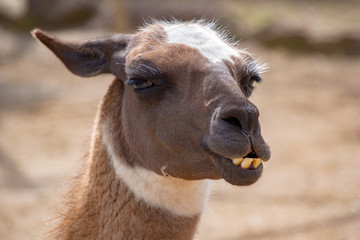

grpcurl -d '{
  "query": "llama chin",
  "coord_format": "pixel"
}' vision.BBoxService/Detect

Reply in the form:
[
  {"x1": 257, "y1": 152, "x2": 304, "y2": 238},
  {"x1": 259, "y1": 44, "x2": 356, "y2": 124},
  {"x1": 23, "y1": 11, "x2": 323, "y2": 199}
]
[{"x1": 32, "y1": 19, "x2": 270, "y2": 240}]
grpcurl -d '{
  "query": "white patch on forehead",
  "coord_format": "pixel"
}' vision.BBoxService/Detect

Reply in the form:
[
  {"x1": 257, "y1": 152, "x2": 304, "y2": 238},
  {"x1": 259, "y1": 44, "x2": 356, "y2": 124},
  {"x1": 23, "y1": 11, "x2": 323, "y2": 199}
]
[{"x1": 163, "y1": 23, "x2": 239, "y2": 63}]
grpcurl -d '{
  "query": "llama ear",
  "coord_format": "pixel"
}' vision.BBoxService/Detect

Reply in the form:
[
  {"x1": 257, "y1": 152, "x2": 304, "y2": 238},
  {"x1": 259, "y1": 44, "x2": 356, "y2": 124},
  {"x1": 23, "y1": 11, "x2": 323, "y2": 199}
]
[{"x1": 31, "y1": 29, "x2": 132, "y2": 77}]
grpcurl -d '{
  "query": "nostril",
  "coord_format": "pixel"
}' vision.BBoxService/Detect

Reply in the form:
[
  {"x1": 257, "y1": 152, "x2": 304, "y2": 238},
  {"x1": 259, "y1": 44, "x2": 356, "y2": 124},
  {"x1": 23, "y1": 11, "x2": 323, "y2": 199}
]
[
  {"x1": 221, "y1": 117, "x2": 242, "y2": 129},
  {"x1": 218, "y1": 104, "x2": 259, "y2": 135}
]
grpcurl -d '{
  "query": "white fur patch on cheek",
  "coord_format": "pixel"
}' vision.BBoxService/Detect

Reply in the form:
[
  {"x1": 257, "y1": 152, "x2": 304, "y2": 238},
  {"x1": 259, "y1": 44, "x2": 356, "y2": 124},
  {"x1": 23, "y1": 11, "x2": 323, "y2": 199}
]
[
  {"x1": 164, "y1": 23, "x2": 239, "y2": 63},
  {"x1": 101, "y1": 123, "x2": 210, "y2": 217}
]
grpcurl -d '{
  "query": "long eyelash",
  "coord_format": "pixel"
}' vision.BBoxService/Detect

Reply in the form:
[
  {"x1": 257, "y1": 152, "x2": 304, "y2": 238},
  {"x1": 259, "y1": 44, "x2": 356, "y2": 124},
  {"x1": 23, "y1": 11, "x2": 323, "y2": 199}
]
[
  {"x1": 139, "y1": 65, "x2": 161, "y2": 78},
  {"x1": 125, "y1": 78, "x2": 146, "y2": 85},
  {"x1": 126, "y1": 64, "x2": 162, "y2": 79},
  {"x1": 244, "y1": 59, "x2": 269, "y2": 76}
]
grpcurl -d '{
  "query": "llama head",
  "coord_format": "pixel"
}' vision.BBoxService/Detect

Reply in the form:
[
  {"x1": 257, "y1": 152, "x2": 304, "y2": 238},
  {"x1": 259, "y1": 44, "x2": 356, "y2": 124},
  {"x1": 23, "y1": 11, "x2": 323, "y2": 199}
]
[{"x1": 32, "y1": 20, "x2": 270, "y2": 186}]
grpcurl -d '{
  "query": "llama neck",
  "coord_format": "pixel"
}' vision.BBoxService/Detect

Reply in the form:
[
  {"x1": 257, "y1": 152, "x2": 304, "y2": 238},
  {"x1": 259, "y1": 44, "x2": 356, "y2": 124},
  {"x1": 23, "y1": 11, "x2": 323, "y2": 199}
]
[
  {"x1": 56, "y1": 128, "x2": 209, "y2": 240},
  {"x1": 54, "y1": 79, "x2": 210, "y2": 239},
  {"x1": 102, "y1": 121, "x2": 210, "y2": 217}
]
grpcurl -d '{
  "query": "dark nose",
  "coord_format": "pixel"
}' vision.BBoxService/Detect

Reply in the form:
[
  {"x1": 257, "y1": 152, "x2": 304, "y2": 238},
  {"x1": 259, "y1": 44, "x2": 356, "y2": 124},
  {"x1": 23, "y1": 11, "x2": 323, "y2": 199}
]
[{"x1": 219, "y1": 101, "x2": 259, "y2": 136}]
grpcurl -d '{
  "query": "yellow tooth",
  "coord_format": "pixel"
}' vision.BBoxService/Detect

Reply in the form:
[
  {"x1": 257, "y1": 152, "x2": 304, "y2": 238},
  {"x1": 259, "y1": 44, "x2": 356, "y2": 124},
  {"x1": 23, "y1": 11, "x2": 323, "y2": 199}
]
[
  {"x1": 232, "y1": 158, "x2": 243, "y2": 165},
  {"x1": 253, "y1": 158, "x2": 262, "y2": 168},
  {"x1": 241, "y1": 158, "x2": 253, "y2": 169}
]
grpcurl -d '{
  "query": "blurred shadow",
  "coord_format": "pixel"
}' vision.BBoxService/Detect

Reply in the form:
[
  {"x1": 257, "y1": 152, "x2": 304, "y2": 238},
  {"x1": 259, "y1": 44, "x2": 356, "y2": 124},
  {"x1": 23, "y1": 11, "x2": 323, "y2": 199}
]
[
  {"x1": 0, "y1": 81, "x2": 55, "y2": 113},
  {"x1": 0, "y1": 79, "x2": 54, "y2": 189},
  {"x1": 0, "y1": 148, "x2": 35, "y2": 188},
  {"x1": 0, "y1": 32, "x2": 33, "y2": 64}
]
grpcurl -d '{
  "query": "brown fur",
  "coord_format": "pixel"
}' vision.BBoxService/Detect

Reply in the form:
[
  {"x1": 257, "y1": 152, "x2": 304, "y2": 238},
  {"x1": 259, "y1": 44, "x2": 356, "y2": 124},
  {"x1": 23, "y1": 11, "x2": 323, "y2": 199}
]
[
  {"x1": 32, "y1": 21, "x2": 271, "y2": 240},
  {"x1": 51, "y1": 80, "x2": 199, "y2": 240}
]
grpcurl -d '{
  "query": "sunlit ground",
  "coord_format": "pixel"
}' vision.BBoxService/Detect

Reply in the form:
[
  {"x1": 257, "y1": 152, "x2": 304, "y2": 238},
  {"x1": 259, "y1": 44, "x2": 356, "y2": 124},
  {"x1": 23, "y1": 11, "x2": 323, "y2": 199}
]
[{"x1": 0, "y1": 1, "x2": 359, "y2": 239}]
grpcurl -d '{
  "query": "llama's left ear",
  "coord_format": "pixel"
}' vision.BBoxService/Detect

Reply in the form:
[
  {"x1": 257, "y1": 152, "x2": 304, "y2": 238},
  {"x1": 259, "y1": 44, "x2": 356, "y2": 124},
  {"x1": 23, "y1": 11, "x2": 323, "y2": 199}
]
[{"x1": 31, "y1": 29, "x2": 132, "y2": 77}]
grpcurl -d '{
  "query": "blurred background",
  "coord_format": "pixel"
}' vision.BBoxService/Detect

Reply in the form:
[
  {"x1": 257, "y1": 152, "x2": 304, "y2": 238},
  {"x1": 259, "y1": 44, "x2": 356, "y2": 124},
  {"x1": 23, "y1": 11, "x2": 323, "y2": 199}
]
[{"x1": 0, "y1": 0, "x2": 359, "y2": 239}]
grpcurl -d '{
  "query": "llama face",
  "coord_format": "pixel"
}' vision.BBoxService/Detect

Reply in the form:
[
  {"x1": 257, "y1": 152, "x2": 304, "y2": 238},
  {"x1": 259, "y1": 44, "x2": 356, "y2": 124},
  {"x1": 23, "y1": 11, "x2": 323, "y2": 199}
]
[
  {"x1": 118, "y1": 22, "x2": 270, "y2": 185},
  {"x1": 32, "y1": 20, "x2": 270, "y2": 186}
]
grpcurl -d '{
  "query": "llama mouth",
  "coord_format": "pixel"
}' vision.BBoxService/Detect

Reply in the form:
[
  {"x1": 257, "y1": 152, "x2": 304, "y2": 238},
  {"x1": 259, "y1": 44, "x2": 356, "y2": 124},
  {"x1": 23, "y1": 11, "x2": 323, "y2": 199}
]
[
  {"x1": 208, "y1": 151, "x2": 263, "y2": 186},
  {"x1": 230, "y1": 152, "x2": 263, "y2": 170}
]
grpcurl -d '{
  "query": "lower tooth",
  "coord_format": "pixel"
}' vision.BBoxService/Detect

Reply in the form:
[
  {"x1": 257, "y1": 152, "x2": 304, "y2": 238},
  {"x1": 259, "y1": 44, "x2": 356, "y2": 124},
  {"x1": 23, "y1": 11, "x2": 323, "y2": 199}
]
[
  {"x1": 241, "y1": 158, "x2": 253, "y2": 169},
  {"x1": 253, "y1": 158, "x2": 262, "y2": 168},
  {"x1": 232, "y1": 158, "x2": 243, "y2": 165}
]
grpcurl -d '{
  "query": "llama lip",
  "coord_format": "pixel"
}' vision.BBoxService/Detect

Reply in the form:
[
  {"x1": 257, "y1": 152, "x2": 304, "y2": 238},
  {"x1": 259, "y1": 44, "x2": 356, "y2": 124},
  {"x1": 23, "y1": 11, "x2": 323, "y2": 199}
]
[{"x1": 208, "y1": 152, "x2": 263, "y2": 186}]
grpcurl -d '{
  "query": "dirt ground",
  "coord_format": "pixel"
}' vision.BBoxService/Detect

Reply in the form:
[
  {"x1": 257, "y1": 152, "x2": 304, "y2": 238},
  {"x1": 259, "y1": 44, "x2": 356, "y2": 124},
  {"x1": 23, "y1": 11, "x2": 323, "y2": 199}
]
[{"x1": 1, "y1": 20, "x2": 360, "y2": 240}]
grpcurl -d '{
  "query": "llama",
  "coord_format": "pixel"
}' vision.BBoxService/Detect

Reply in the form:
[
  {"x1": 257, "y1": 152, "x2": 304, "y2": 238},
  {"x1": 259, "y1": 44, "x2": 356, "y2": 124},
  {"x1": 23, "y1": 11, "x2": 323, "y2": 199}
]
[{"x1": 32, "y1": 20, "x2": 271, "y2": 240}]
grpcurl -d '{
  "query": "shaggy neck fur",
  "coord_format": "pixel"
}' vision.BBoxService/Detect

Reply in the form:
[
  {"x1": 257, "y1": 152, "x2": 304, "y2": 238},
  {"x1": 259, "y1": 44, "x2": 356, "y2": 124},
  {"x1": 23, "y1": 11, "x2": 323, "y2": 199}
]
[{"x1": 52, "y1": 79, "x2": 209, "y2": 240}]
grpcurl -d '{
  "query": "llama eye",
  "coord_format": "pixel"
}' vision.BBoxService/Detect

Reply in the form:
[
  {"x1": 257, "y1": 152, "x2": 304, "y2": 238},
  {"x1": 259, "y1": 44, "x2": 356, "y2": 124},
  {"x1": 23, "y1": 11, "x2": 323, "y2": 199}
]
[
  {"x1": 126, "y1": 78, "x2": 154, "y2": 90},
  {"x1": 242, "y1": 74, "x2": 262, "y2": 97},
  {"x1": 250, "y1": 75, "x2": 262, "y2": 83}
]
